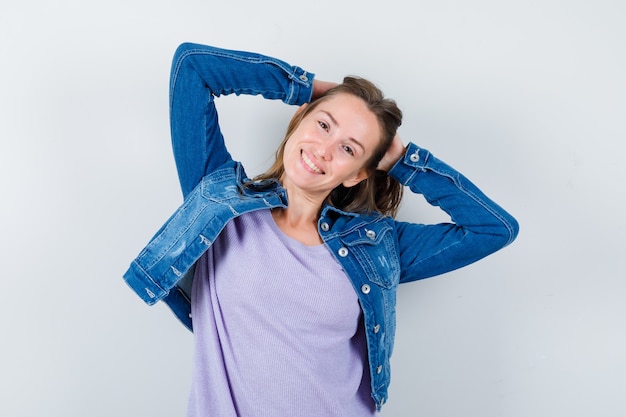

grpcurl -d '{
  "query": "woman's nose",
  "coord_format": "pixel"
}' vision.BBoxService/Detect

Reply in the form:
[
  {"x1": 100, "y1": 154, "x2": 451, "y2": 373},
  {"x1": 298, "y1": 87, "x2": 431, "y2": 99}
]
[{"x1": 315, "y1": 141, "x2": 333, "y2": 161}]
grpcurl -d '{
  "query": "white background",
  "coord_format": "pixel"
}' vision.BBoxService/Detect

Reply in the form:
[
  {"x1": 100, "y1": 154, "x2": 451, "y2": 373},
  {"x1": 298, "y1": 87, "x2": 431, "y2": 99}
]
[{"x1": 1, "y1": 1, "x2": 625, "y2": 416}]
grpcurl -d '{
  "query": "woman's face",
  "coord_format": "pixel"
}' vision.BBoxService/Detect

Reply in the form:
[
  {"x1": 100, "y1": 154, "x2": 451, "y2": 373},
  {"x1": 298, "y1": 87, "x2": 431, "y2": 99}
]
[{"x1": 281, "y1": 93, "x2": 382, "y2": 198}]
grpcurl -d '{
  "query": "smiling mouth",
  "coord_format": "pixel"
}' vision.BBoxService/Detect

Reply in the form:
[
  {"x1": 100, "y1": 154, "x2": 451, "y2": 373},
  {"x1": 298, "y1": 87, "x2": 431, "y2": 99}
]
[{"x1": 301, "y1": 150, "x2": 325, "y2": 174}]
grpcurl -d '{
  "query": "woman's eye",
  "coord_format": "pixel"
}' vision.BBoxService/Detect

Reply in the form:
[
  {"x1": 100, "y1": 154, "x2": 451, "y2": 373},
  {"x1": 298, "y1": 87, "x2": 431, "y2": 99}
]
[
  {"x1": 343, "y1": 145, "x2": 354, "y2": 156},
  {"x1": 318, "y1": 121, "x2": 329, "y2": 131}
]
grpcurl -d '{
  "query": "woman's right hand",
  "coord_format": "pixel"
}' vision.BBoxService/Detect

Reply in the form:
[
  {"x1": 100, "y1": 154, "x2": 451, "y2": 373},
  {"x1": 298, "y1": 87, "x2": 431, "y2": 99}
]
[{"x1": 312, "y1": 79, "x2": 338, "y2": 100}]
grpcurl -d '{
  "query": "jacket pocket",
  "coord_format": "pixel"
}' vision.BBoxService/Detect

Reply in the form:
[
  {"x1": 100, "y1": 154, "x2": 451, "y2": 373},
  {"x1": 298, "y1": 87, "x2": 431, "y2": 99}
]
[{"x1": 340, "y1": 222, "x2": 400, "y2": 289}]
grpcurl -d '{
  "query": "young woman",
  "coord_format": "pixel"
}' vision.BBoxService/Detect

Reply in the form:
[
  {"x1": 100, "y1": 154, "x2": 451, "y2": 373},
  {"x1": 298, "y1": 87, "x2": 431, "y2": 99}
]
[{"x1": 124, "y1": 42, "x2": 519, "y2": 416}]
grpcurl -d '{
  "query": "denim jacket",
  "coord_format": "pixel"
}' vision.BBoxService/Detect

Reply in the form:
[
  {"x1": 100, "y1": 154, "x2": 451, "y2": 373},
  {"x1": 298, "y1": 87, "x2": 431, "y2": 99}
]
[{"x1": 123, "y1": 43, "x2": 519, "y2": 410}]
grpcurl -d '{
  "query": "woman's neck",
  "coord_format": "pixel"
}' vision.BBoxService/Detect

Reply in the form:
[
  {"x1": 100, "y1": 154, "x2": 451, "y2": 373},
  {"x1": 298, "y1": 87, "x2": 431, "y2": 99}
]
[{"x1": 271, "y1": 188, "x2": 324, "y2": 246}]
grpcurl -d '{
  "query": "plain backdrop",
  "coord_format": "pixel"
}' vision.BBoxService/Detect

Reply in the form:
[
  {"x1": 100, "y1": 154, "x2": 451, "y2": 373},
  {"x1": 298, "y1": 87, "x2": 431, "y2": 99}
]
[{"x1": 1, "y1": 1, "x2": 624, "y2": 416}]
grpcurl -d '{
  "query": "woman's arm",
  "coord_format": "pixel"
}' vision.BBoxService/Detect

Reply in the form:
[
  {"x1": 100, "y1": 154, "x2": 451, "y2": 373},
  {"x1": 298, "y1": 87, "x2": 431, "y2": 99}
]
[
  {"x1": 385, "y1": 138, "x2": 519, "y2": 283},
  {"x1": 168, "y1": 43, "x2": 315, "y2": 197}
]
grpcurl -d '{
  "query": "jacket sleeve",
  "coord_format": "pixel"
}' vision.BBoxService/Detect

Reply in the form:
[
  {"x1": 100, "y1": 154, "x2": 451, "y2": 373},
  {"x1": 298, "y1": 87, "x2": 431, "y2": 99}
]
[
  {"x1": 169, "y1": 43, "x2": 314, "y2": 197},
  {"x1": 387, "y1": 143, "x2": 519, "y2": 283}
]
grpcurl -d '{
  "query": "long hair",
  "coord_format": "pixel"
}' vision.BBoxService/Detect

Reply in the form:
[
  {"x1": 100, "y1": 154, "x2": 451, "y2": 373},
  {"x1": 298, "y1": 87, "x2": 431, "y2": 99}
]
[{"x1": 252, "y1": 76, "x2": 404, "y2": 217}]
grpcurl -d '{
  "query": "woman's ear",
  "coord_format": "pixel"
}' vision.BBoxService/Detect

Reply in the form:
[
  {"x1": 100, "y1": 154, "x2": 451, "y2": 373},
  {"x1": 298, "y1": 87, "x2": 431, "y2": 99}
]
[{"x1": 342, "y1": 169, "x2": 370, "y2": 188}]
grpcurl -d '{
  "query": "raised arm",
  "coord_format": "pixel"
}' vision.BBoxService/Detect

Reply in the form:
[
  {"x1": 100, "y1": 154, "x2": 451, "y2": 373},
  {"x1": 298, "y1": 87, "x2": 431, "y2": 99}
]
[
  {"x1": 385, "y1": 137, "x2": 519, "y2": 283},
  {"x1": 169, "y1": 43, "x2": 315, "y2": 197}
]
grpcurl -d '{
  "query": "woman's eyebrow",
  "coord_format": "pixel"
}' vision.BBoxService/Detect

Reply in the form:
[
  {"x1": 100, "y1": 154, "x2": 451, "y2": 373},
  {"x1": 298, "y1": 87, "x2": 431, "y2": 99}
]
[
  {"x1": 319, "y1": 110, "x2": 365, "y2": 152},
  {"x1": 320, "y1": 109, "x2": 340, "y2": 128}
]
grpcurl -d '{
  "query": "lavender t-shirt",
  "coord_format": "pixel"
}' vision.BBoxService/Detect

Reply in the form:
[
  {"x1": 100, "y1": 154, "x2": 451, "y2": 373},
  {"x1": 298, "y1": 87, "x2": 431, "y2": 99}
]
[{"x1": 186, "y1": 209, "x2": 376, "y2": 417}]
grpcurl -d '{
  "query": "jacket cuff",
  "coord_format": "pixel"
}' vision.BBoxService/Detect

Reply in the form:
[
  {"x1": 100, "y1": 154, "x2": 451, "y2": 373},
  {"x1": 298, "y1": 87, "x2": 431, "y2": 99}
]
[
  {"x1": 123, "y1": 261, "x2": 168, "y2": 306},
  {"x1": 287, "y1": 66, "x2": 315, "y2": 105},
  {"x1": 387, "y1": 142, "x2": 430, "y2": 185}
]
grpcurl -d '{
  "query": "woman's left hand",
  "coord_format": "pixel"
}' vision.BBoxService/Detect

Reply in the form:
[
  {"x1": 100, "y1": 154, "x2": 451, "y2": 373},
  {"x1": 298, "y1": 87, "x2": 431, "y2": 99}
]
[{"x1": 377, "y1": 134, "x2": 406, "y2": 172}]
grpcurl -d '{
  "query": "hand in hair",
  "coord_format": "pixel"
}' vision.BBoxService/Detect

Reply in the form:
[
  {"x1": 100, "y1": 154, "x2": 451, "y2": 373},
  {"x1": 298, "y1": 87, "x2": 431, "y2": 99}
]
[
  {"x1": 312, "y1": 79, "x2": 338, "y2": 101},
  {"x1": 377, "y1": 134, "x2": 406, "y2": 172}
]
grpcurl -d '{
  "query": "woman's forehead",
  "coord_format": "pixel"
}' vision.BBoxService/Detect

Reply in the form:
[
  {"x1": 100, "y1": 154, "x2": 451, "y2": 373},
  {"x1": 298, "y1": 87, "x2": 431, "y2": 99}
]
[{"x1": 315, "y1": 94, "x2": 376, "y2": 125}]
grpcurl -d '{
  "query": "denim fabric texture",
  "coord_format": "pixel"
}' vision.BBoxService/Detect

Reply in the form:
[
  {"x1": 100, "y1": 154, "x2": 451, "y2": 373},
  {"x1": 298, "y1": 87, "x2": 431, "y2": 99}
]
[{"x1": 123, "y1": 43, "x2": 519, "y2": 410}]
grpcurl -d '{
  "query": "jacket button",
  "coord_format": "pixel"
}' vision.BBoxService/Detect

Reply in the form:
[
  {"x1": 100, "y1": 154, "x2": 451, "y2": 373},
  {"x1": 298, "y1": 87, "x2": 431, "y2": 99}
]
[
  {"x1": 361, "y1": 284, "x2": 371, "y2": 294},
  {"x1": 320, "y1": 222, "x2": 330, "y2": 232},
  {"x1": 366, "y1": 229, "x2": 376, "y2": 239},
  {"x1": 410, "y1": 151, "x2": 420, "y2": 162},
  {"x1": 373, "y1": 324, "x2": 380, "y2": 333},
  {"x1": 338, "y1": 247, "x2": 349, "y2": 257},
  {"x1": 376, "y1": 365, "x2": 383, "y2": 374}
]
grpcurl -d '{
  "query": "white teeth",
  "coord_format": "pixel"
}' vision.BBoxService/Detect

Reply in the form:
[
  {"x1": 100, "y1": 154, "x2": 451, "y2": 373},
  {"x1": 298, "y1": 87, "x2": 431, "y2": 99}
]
[{"x1": 301, "y1": 152, "x2": 323, "y2": 174}]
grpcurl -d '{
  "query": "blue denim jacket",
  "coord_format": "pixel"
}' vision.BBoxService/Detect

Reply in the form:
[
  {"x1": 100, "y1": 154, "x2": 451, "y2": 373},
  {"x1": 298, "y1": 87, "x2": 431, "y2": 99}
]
[{"x1": 123, "y1": 43, "x2": 519, "y2": 410}]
